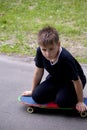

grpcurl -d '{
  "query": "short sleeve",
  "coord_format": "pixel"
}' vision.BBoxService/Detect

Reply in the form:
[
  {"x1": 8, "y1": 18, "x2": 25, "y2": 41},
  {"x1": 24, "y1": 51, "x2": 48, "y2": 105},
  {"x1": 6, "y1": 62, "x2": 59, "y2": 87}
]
[
  {"x1": 34, "y1": 47, "x2": 44, "y2": 68},
  {"x1": 66, "y1": 59, "x2": 79, "y2": 81}
]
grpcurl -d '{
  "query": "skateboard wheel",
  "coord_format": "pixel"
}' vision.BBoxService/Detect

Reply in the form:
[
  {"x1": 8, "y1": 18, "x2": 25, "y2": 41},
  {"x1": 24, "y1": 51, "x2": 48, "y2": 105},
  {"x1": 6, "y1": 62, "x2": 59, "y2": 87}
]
[
  {"x1": 80, "y1": 111, "x2": 87, "y2": 118},
  {"x1": 27, "y1": 107, "x2": 34, "y2": 113}
]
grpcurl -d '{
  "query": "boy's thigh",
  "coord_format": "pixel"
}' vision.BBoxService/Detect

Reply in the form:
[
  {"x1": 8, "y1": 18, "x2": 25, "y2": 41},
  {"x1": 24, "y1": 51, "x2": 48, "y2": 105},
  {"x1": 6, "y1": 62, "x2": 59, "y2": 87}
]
[
  {"x1": 32, "y1": 77, "x2": 57, "y2": 104},
  {"x1": 55, "y1": 85, "x2": 77, "y2": 107}
]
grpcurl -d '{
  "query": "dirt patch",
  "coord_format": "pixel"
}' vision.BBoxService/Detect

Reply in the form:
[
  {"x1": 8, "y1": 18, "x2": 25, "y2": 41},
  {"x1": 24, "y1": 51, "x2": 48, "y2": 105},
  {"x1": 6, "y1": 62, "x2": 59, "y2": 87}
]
[
  {"x1": 60, "y1": 35, "x2": 87, "y2": 59},
  {"x1": 0, "y1": 33, "x2": 87, "y2": 59}
]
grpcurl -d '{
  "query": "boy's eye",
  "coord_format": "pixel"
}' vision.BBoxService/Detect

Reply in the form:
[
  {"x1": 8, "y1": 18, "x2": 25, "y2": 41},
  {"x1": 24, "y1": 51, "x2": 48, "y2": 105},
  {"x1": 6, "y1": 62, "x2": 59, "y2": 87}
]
[
  {"x1": 49, "y1": 48, "x2": 53, "y2": 51},
  {"x1": 42, "y1": 48, "x2": 54, "y2": 51},
  {"x1": 42, "y1": 49, "x2": 46, "y2": 51}
]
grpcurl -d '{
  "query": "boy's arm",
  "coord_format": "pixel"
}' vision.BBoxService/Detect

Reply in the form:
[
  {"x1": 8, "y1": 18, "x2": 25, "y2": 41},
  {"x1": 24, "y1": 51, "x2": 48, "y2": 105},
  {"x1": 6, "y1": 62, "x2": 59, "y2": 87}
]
[
  {"x1": 72, "y1": 77, "x2": 87, "y2": 112},
  {"x1": 32, "y1": 66, "x2": 44, "y2": 91},
  {"x1": 22, "y1": 66, "x2": 44, "y2": 96}
]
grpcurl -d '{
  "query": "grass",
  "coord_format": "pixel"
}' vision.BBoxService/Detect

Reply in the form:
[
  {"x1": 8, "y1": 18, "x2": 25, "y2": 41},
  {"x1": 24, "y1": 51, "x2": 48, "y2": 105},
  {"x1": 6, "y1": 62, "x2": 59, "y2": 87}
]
[
  {"x1": 0, "y1": 0, "x2": 87, "y2": 63},
  {"x1": 76, "y1": 57, "x2": 87, "y2": 64}
]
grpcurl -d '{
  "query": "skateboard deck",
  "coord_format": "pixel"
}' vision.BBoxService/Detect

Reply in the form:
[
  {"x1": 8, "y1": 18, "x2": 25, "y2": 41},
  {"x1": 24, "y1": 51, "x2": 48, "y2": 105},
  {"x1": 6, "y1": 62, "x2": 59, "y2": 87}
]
[{"x1": 18, "y1": 95, "x2": 87, "y2": 117}]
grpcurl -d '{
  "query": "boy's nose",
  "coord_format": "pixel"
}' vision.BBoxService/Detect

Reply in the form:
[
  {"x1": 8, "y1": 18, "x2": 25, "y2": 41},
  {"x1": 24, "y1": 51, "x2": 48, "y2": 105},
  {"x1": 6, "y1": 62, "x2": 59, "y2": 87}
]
[
  {"x1": 45, "y1": 51, "x2": 51, "y2": 58},
  {"x1": 46, "y1": 51, "x2": 50, "y2": 56}
]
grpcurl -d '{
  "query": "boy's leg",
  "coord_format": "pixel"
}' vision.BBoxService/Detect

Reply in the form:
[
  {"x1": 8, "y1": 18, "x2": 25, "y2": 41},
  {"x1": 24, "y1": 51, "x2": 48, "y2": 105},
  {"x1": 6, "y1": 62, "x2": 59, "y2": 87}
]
[
  {"x1": 32, "y1": 76, "x2": 57, "y2": 104},
  {"x1": 55, "y1": 83, "x2": 78, "y2": 107}
]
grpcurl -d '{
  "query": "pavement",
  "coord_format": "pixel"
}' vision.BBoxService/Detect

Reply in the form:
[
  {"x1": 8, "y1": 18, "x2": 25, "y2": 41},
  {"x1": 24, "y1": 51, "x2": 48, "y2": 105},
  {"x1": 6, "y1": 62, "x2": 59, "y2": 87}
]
[{"x1": 0, "y1": 55, "x2": 87, "y2": 130}]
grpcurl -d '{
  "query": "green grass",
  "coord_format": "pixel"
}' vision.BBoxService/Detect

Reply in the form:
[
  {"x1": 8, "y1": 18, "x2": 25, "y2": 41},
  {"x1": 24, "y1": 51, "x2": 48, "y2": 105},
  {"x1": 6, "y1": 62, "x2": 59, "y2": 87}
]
[
  {"x1": 0, "y1": 0, "x2": 87, "y2": 62},
  {"x1": 76, "y1": 57, "x2": 87, "y2": 64}
]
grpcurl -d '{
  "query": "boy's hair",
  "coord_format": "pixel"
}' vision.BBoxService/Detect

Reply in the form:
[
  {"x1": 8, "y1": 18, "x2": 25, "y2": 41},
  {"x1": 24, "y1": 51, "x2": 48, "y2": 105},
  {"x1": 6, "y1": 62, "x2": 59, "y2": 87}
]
[{"x1": 38, "y1": 26, "x2": 59, "y2": 46}]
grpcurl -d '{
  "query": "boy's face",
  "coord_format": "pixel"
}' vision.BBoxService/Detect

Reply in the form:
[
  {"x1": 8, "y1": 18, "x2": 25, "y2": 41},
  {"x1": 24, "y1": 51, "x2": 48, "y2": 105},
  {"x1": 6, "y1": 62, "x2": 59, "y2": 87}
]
[{"x1": 40, "y1": 42, "x2": 60, "y2": 62}]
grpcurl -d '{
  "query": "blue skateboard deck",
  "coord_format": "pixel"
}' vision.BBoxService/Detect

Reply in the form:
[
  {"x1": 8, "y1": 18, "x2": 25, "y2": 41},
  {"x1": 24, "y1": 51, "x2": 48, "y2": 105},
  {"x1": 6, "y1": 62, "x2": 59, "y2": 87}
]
[{"x1": 18, "y1": 96, "x2": 87, "y2": 117}]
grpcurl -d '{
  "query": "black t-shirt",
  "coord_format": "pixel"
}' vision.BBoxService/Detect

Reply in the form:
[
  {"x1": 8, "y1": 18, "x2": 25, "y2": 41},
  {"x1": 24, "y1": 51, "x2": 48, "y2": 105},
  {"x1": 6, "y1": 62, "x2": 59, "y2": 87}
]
[{"x1": 34, "y1": 47, "x2": 86, "y2": 86}]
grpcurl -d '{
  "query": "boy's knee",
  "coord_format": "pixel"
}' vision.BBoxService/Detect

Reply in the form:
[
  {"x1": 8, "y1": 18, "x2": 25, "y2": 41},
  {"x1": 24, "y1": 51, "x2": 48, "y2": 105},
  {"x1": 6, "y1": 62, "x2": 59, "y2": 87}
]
[
  {"x1": 32, "y1": 90, "x2": 39, "y2": 103},
  {"x1": 32, "y1": 90, "x2": 43, "y2": 104}
]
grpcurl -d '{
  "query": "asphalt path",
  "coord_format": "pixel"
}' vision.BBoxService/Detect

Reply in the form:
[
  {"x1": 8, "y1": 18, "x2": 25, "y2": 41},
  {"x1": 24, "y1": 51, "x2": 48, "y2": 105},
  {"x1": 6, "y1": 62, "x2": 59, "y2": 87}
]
[{"x1": 0, "y1": 55, "x2": 87, "y2": 130}]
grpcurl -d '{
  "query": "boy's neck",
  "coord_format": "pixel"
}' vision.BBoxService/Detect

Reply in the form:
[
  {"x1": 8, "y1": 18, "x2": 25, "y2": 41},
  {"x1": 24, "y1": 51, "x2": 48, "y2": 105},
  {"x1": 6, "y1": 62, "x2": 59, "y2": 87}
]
[{"x1": 50, "y1": 47, "x2": 62, "y2": 65}]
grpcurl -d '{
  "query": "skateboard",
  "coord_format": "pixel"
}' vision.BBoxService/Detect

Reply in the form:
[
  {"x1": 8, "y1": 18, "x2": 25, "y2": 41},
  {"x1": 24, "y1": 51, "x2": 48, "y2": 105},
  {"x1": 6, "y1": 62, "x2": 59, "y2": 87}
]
[{"x1": 18, "y1": 96, "x2": 87, "y2": 117}]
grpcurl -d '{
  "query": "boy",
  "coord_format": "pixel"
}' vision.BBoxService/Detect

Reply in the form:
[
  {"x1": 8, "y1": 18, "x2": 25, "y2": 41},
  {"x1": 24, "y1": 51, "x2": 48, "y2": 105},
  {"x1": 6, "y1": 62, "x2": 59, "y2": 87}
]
[{"x1": 22, "y1": 26, "x2": 87, "y2": 112}]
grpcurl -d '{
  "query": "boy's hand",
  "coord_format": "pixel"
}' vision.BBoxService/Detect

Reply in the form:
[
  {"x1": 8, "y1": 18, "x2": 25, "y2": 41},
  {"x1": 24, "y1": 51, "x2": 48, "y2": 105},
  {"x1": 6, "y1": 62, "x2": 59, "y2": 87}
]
[
  {"x1": 21, "y1": 90, "x2": 32, "y2": 96},
  {"x1": 76, "y1": 102, "x2": 87, "y2": 112}
]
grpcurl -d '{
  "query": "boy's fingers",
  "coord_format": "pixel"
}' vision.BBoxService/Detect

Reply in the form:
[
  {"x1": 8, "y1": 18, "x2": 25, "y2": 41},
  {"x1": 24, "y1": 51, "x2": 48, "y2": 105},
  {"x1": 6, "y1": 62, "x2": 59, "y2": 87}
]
[
  {"x1": 21, "y1": 91, "x2": 27, "y2": 96},
  {"x1": 76, "y1": 102, "x2": 87, "y2": 112}
]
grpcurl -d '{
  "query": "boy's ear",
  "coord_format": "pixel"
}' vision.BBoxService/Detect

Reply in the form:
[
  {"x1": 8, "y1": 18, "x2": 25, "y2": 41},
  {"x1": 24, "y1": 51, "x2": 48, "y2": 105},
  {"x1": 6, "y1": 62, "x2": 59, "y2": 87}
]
[{"x1": 58, "y1": 41, "x2": 60, "y2": 46}]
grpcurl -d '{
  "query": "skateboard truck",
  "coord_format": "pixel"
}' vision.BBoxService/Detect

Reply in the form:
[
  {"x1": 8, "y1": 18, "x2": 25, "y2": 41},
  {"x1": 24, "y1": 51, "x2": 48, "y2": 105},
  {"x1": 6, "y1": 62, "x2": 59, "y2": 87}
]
[{"x1": 26, "y1": 106, "x2": 87, "y2": 117}]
